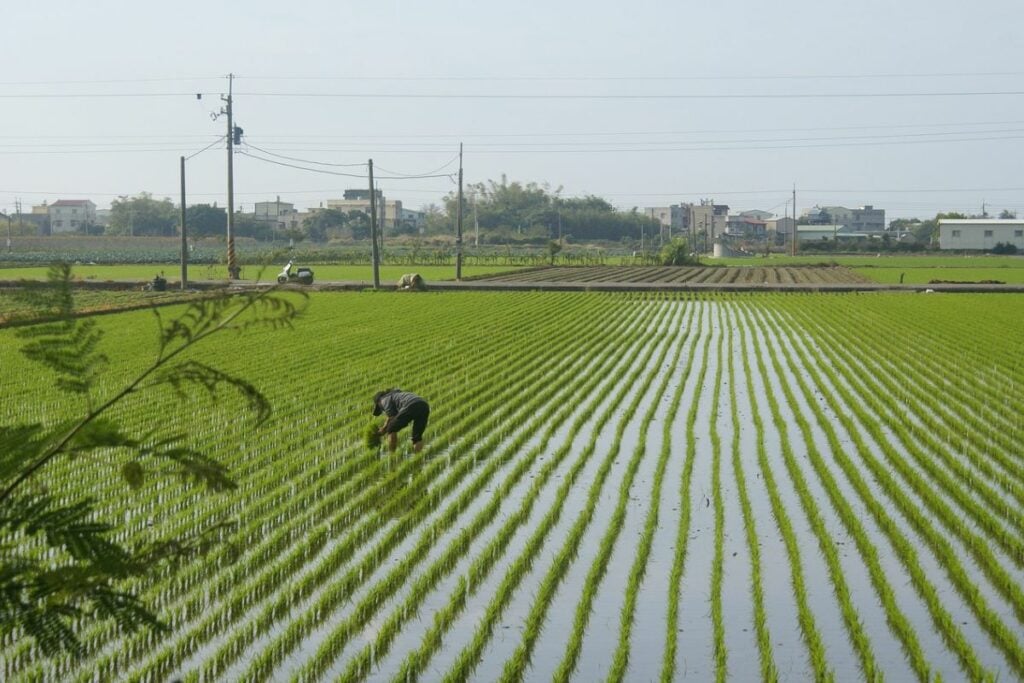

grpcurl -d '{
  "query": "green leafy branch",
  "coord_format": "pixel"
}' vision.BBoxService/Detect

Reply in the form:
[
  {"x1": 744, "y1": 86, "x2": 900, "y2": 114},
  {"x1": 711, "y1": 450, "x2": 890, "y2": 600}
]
[{"x1": 0, "y1": 263, "x2": 305, "y2": 656}]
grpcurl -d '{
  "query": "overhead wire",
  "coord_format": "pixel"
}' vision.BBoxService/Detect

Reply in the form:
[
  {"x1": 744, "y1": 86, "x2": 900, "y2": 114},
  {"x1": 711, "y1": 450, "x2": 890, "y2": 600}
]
[{"x1": 185, "y1": 135, "x2": 226, "y2": 161}]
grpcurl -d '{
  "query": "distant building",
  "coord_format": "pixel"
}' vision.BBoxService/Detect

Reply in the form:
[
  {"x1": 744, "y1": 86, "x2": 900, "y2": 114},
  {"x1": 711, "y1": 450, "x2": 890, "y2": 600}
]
[
  {"x1": 738, "y1": 209, "x2": 774, "y2": 221},
  {"x1": 767, "y1": 216, "x2": 796, "y2": 236},
  {"x1": 726, "y1": 215, "x2": 767, "y2": 237},
  {"x1": 938, "y1": 219, "x2": 1024, "y2": 251},
  {"x1": 253, "y1": 200, "x2": 297, "y2": 223},
  {"x1": 681, "y1": 200, "x2": 729, "y2": 248},
  {"x1": 400, "y1": 208, "x2": 427, "y2": 234},
  {"x1": 805, "y1": 205, "x2": 886, "y2": 232},
  {"x1": 327, "y1": 192, "x2": 403, "y2": 231},
  {"x1": 48, "y1": 199, "x2": 96, "y2": 234}
]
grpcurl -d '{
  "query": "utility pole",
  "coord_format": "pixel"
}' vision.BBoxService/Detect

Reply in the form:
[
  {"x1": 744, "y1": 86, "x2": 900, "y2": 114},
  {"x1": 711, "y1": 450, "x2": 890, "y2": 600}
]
[
  {"x1": 369, "y1": 159, "x2": 380, "y2": 289},
  {"x1": 224, "y1": 73, "x2": 239, "y2": 279},
  {"x1": 6, "y1": 212, "x2": 11, "y2": 253},
  {"x1": 456, "y1": 143, "x2": 464, "y2": 281},
  {"x1": 377, "y1": 182, "x2": 385, "y2": 255},
  {"x1": 180, "y1": 156, "x2": 188, "y2": 289},
  {"x1": 791, "y1": 184, "x2": 798, "y2": 256},
  {"x1": 473, "y1": 190, "x2": 479, "y2": 247}
]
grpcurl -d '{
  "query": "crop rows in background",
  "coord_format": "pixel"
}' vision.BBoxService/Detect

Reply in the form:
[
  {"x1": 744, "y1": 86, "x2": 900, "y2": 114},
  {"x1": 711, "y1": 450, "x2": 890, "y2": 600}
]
[
  {"x1": 473, "y1": 265, "x2": 870, "y2": 285},
  {"x1": 0, "y1": 290, "x2": 1021, "y2": 681}
]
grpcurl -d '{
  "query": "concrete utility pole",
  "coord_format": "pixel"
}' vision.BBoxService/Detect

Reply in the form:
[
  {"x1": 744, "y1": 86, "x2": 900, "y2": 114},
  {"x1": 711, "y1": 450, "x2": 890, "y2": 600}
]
[
  {"x1": 369, "y1": 159, "x2": 380, "y2": 289},
  {"x1": 180, "y1": 156, "x2": 188, "y2": 289},
  {"x1": 222, "y1": 73, "x2": 239, "y2": 279},
  {"x1": 791, "y1": 184, "x2": 798, "y2": 256},
  {"x1": 456, "y1": 143, "x2": 464, "y2": 281}
]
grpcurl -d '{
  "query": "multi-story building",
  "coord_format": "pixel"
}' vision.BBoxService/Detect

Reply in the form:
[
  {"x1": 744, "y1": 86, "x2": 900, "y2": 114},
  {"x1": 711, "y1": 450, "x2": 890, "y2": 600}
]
[
  {"x1": 681, "y1": 200, "x2": 729, "y2": 249},
  {"x1": 400, "y1": 208, "x2": 427, "y2": 234},
  {"x1": 253, "y1": 200, "x2": 297, "y2": 225},
  {"x1": 326, "y1": 190, "x2": 403, "y2": 231},
  {"x1": 807, "y1": 205, "x2": 886, "y2": 232},
  {"x1": 48, "y1": 199, "x2": 96, "y2": 234}
]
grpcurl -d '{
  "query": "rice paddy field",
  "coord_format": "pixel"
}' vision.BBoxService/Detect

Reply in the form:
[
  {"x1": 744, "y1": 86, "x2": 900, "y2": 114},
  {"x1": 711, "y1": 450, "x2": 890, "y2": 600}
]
[{"x1": 1, "y1": 289, "x2": 1023, "y2": 681}]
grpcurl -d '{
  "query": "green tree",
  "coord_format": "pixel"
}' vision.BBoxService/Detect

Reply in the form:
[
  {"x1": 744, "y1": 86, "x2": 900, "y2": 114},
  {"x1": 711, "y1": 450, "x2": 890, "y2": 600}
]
[
  {"x1": 547, "y1": 239, "x2": 562, "y2": 265},
  {"x1": 185, "y1": 204, "x2": 227, "y2": 237},
  {"x1": 999, "y1": 209, "x2": 1017, "y2": 219},
  {"x1": 109, "y1": 193, "x2": 178, "y2": 237},
  {"x1": 0, "y1": 263, "x2": 304, "y2": 655},
  {"x1": 233, "y1": 213, "x2": 273, "y2": 241},
  {"x1": 303, "y1": 209, "x2": 348, "y2": 242},
  {"x1": 345, "y1": 211, "x2": 371, "y2": 240},
  {"x1": 658, "y1": 238, "x2": 698, "y2": 266}
]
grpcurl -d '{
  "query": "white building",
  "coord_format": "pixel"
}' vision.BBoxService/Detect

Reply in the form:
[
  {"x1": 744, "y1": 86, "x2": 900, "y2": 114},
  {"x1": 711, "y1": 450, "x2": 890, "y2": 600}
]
[
  {"x1": 938, "y1": 219, "x2": 1024, "y2": 251},
  {"x1": 48, "y1": 199, "x2": 96, "y2": 234}
]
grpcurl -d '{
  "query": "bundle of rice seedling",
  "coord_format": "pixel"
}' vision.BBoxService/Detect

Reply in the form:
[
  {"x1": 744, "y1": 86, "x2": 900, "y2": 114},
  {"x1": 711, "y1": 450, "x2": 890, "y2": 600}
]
[{"x1": 364, "y1": 420, "x2": 383, "y2": 450}]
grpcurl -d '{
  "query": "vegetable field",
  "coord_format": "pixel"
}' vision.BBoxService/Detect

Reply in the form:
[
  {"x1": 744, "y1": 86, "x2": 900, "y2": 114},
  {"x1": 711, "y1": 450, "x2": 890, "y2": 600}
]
[{"x1": 1, "y1": 291, "x2": 1022, "y2": 681}]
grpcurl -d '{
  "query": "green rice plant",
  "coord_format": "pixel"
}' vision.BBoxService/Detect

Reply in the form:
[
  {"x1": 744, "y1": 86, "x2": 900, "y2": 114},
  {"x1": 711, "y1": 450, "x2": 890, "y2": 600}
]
[
  {"x1": 709, "y1": 305, "x2": 727, "y2": 683},
  {"x1": 604, "y1": 301, "x2": 699, "y2": 683},
  {"x1": 773, "y1": 298, "x2": 1005, "y2": 680},
  {"x1": 363, "y1": 419, "x2": 383, "y2": 450},
  {"x1": 341, "y1": 299, "x2": 678, "y2": 682},
  {"x1": 742, "y1": 300, "x2": 884, "y2": 681},
  {"x1": 756, "y1": 302, "x2": 934, "y2": 681},
  {"x1": 735, "y1": 312, "x2": 833, "y2": 682},
  {"x1": 255, "y1": 297, "x2": 672, "y2": 681},
  {"x1": 441, "y1": 302, "x2": 688, "y2": 683},
  {"x1": 722, "y1": 304, "x2": 777, "y2": 682}
]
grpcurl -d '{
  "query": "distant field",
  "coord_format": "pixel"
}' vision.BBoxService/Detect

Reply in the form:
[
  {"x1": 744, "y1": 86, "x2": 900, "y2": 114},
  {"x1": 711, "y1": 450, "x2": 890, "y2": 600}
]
[
  {"x1": 853, "y1": 267, "x2": 1024, "y2": 285},
  {"x1": 0, "y1": 263, "x2": 519, "y2": 283},
  {"x1": 475, "y1": 265, "x2": 870, "y2": 285},
  {"x1": 714, "y1": 254, "x2": 1024, "y2": 269},
  {"x1": 710, "y1": 254, "x2": 1024, "y2": 284}
]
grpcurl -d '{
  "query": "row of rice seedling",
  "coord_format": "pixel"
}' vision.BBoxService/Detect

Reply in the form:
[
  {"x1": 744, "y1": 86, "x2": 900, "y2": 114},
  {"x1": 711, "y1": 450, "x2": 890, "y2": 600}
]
[
  {"x1": 722, "y1": 308, "x2": 777, "y2": 681},
  {"x1": 279, "y1": 300, "x2": 681, "y2": 681},
  {"x1": 6, "y1": 290, "x2": 614, "y2": 679},
  {"x1": 814, "y1": 298, "x2": 1024, "y2": 518},
  {"x1": 784, "y1": 298, "x2": 1024, "y2": 628},
  {"x1": 773, "y1": 296, "x2": 1022, "y2": 679},
  {"x1": 537, "y1": 302, "x2": 699, "y2": 682},
  {"x1": 810, "y1": 310, "x2": 1024, "y2": 561},
  {"x1": 107, "y1": 294, "x2": 569, "y2": 679},
  {"x1": 734, "y1": 308, "x2": 832, "y2": 680},
  {"x1": 4, "y1": 291, "x2": 1022, "y2": 679},
  {"x1": 357, "y1": 302, "x2": 693, "y2": 682},
  {"x1": 417, "y1": 301, "x2": 690, "y2": 683},
  {"x1": 190, "y1": 297, "x2": 655, "y2": 681},
  {"x1": 174, "y1": 292, "x2": 647, "y2": 679}
]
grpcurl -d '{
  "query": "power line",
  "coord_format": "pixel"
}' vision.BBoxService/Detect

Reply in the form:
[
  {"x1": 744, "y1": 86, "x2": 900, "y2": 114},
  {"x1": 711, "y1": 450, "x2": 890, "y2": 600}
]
[
  {"x1": 369, "y1": 153, "x2": 461, "y2": 178},
  {"x1": 241, "y1": 71, "x2": 1024, "y2": 82},
  {"x1": 234, "y1": 90, "x2": 1024, "y2": 100},
  {"x1": 238, "y1": 149, "x2": 455, "y2": 180},
  {"x1": 242, "y1": 119, "x2": 1024, "y2": 141},
  {"x1": 185, "y1": 135, "x2": 226, "y2": 161},
  {"x1": 3, "y1": 89, "x2": 1024, "y2": 100},
  {"x1": 241, "y1": 141, "x2": 368, "y2": 167}
]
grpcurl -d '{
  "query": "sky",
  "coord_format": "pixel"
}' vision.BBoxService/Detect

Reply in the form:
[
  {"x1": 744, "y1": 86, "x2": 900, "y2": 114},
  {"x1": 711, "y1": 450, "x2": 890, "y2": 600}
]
[{"x1": 2, "y1": 0, "x2": 1023, "y2": 222}]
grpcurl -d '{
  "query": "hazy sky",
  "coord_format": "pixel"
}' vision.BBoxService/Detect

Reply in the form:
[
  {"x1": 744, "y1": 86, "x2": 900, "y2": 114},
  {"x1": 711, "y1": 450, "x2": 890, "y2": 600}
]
[{"x1": 3, "y1": 0, "x2": 1022, "y2": 221}]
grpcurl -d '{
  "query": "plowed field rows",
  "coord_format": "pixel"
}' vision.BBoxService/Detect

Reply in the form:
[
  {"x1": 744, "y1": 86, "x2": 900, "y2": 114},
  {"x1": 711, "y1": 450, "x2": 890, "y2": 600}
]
[{"x1": 472, "y1": 265, "x2": 871, "y2": 285}]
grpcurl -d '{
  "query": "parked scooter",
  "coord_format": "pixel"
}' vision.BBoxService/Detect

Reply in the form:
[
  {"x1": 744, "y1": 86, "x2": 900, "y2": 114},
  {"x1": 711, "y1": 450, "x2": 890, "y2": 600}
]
[{"x1": 277, "y1": 261, "x2": 314, "y2": 285}]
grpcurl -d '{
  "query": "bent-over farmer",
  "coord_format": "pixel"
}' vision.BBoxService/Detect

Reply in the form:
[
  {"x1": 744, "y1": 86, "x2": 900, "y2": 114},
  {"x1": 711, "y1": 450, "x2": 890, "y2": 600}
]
[
  {"x1": 373, "y1": 388, "x2": 430, "y2": 452},
  {"x1": 396, "y1": 273, "x2": 426, "y2": 291}
]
